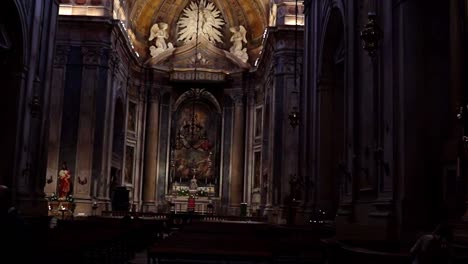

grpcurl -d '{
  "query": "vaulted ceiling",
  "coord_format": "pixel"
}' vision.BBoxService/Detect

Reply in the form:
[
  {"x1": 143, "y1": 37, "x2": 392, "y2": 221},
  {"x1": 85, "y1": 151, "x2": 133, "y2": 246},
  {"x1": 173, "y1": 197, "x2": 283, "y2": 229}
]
[{"x1": 126, "y1": 0, "x2": 270, "y2": 62}]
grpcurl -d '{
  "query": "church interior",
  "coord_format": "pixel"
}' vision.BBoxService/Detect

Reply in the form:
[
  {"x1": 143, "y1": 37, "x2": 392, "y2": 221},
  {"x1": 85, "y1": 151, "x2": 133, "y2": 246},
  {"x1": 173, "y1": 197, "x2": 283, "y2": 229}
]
[{"x1": 1, "y1": 0, "x2": 468, "y2": 263}]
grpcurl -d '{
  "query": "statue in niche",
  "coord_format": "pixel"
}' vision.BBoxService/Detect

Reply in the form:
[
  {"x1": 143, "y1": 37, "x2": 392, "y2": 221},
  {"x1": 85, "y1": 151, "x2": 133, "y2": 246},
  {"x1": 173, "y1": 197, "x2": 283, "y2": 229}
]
[
  {"x1": 229, "y1": 25, "x2": 248, "y2": 63},
  {"x1": 148, "y1": 22, "x2": 173, "y2": 58},
  {"x1": 58, "y1": 162, "x2": 72, "y2": 199},
  {"x1": 189, "y1": 176, "x2": 198, "y2": 190}
]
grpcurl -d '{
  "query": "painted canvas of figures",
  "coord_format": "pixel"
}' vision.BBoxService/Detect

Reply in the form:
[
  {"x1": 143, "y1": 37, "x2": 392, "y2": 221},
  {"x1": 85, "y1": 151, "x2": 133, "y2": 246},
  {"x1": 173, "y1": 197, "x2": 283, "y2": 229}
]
[
  {"x1": 171, "y1": 100, "x2": 220, "y2": 195},
  {"x1": 125, "y1": 146, "x2": 134, "y2": 184},
  {"x1": 127, "y1": 101, "x2": 136, "y2": 132}
]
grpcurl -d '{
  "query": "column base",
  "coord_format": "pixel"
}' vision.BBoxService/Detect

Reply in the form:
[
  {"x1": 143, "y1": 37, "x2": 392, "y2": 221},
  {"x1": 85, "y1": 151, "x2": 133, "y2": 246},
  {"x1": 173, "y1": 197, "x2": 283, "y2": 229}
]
[
  {"x1": 227, "y1": 205, "x2": 240, "y2": 216},
  {"x1": 335, "y1": 200, "x2": 395, "y2": 241},
  {"x1": 142, "y1": 201, "x2": 157, "y2": 212},
  {"x1": 72, "y1": 197, "x2": 93, "y2": 217}
]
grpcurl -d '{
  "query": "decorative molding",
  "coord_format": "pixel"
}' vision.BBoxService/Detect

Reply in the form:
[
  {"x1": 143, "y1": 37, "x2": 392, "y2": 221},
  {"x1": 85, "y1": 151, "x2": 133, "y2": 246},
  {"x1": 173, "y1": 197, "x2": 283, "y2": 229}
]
[
  {"x1": 170, "y1": 70, "x2": 226, "y2": 82},
  {"x1": 147, "y1": 35, "x2": 250, "y2": 74}
]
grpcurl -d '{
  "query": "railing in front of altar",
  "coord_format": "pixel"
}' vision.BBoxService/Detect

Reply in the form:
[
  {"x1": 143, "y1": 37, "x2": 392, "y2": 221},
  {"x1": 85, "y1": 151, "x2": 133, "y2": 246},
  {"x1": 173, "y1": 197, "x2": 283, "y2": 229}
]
[{"x1": 99, "y1": 211, "x2": 268, "y2": 223}]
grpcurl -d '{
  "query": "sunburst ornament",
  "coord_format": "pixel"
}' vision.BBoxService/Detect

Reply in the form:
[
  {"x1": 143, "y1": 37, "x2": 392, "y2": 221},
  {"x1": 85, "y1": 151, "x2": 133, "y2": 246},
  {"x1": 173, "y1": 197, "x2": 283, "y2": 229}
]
[{"x1": 177, "y1": 0, "x2": 225, "y2": 44}]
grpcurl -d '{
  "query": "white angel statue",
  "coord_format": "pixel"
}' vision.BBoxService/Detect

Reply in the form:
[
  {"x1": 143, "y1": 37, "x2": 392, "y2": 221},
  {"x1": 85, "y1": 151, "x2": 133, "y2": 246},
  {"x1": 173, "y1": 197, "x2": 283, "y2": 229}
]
[
  {"x1": 148, "y1": 22, "x2": 173, "y2": 58},
  {"x1": 229, "y1": 25, "x2": 248, "y2": 63}
]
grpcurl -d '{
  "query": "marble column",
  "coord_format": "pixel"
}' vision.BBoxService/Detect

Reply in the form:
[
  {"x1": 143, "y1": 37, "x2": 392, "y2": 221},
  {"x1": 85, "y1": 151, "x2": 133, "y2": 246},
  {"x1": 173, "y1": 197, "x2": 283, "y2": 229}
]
[
  {"x1": 96, "y1": 51, "x2": 119, "y2": 202},
  {"x1": 45, "y1": 45, "x2": 70, "y2": 195},
  {"x1": 230, "y1": 91, "x2": 245, "y2": 208},
  {"x1": 74, "y1": 46, "x2": 103, "y2": 203},
  {"x1": 142, "y1": 88, "x2": 160, "y2": 212}
]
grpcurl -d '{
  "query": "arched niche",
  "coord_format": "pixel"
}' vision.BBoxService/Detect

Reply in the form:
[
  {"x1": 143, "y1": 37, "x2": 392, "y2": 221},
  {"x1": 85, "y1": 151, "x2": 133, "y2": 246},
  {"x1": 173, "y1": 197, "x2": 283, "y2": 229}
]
[
  {"x1": 316, "y1": 7, "x2": 345, "y2": 217},
  {"x1": 168, "y1": 89, "x2": 222, "y2": 197},
  {"x1": 0, "y1": 0, "x2": 25, "y2": 187}
]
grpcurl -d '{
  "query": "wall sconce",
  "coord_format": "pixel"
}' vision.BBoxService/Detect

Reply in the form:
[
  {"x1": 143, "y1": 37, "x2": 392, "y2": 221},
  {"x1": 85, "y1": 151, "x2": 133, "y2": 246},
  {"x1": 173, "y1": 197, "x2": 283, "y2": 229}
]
[
  {"x1": 78, "y1": 176, "x2": 88, "y2": 185},
  {"x1": 288, "y1": 105, "x2": 300, "y2": 128},
  {"x1": 29, "y1": 95, "x2": 41, "y2": 118},
  {"x1": 47, "y1": 175, "x2": 53, "y2": 184},
  {"x1": 360, "y1": 12, "x2": 383, "y2": 57}
]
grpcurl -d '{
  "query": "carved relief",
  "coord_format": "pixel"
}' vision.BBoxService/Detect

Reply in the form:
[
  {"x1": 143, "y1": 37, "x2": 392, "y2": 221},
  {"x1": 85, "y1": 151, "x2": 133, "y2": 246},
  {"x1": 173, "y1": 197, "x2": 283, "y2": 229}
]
[
  {"x1": 188, "y1": 52, "x2": 211, "y2": 67},
  {"x1": 177, "y1": 0, "x2": 225, "y2": 44}
]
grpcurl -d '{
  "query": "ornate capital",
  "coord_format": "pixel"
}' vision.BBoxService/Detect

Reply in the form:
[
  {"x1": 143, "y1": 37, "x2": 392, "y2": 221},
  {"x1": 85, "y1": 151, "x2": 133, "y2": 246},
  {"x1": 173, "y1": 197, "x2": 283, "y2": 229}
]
[
  {"x1": 108, "y1": 50, "x2": 121, "y2": 71},
  {"x1": 81, "y1": 46, "x2": 104, "y2": 66},
  {"x1": 54, "y1": 45, "x2": 71, "y2": 66},
  {"x1": 148, "y1": 86, "x2": 162, "y2": 102},
  {"x1": 228, "y1": 90, "x2": 244, "y2": 106},
  {"x1": 360, "y1": 12, "x2": 383, "y2": 57}
]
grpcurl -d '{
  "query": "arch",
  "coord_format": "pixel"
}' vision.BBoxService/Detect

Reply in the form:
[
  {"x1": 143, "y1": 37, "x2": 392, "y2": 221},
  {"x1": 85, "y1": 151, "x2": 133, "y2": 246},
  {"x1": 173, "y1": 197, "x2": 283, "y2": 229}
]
[
  {"x1": 317, "y1": 0, "x2": 345, "y2": 76},
  {"x1": 0, "y1": 0, "x2": 26, "y2": 187},
  {"x1": 168, "y1": 88, "x2": 223, "y2": 197},
  {"x1": 173, "y1": 88, "x2": 222, "y2": 113},
  {"x1": 315, "y1": 6, "x2": 345, "y2": 217},
  {"x1": 13, "y1": 0, "x2": 28, "y2": 67}
]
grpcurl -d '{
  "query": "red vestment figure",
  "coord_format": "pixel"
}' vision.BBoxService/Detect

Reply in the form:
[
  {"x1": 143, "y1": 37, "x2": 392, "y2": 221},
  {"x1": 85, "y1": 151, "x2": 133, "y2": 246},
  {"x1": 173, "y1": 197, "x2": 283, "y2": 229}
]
[{"x1": 58, "y1": 163, "x2": 71, "y2": 199}]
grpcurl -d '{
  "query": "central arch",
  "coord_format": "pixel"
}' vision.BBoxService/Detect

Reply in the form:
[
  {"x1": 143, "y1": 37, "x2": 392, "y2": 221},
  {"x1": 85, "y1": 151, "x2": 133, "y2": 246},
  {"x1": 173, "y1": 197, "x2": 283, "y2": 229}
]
[{"x1": 168, "y1": 89, "x2": 222, "y2": 197}]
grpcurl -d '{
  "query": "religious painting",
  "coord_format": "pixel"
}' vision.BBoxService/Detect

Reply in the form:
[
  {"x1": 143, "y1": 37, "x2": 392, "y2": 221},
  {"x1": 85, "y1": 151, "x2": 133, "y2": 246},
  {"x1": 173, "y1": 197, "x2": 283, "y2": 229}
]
[
  {"x1": 253, "y1": 151, "x2": 261, "y2": 188},
  {"x1": 127, "y1": 101, "x2": 136, "y2": 132},
  {"x1": 124, "y1": 146, "x2": 134, "y2": 184},
  {"x1": 169, "y1": 95, "x2": 221, "y2": 197},
  {"x1": 254, "y1": 106, "x2": 263, "y2": 139}
]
